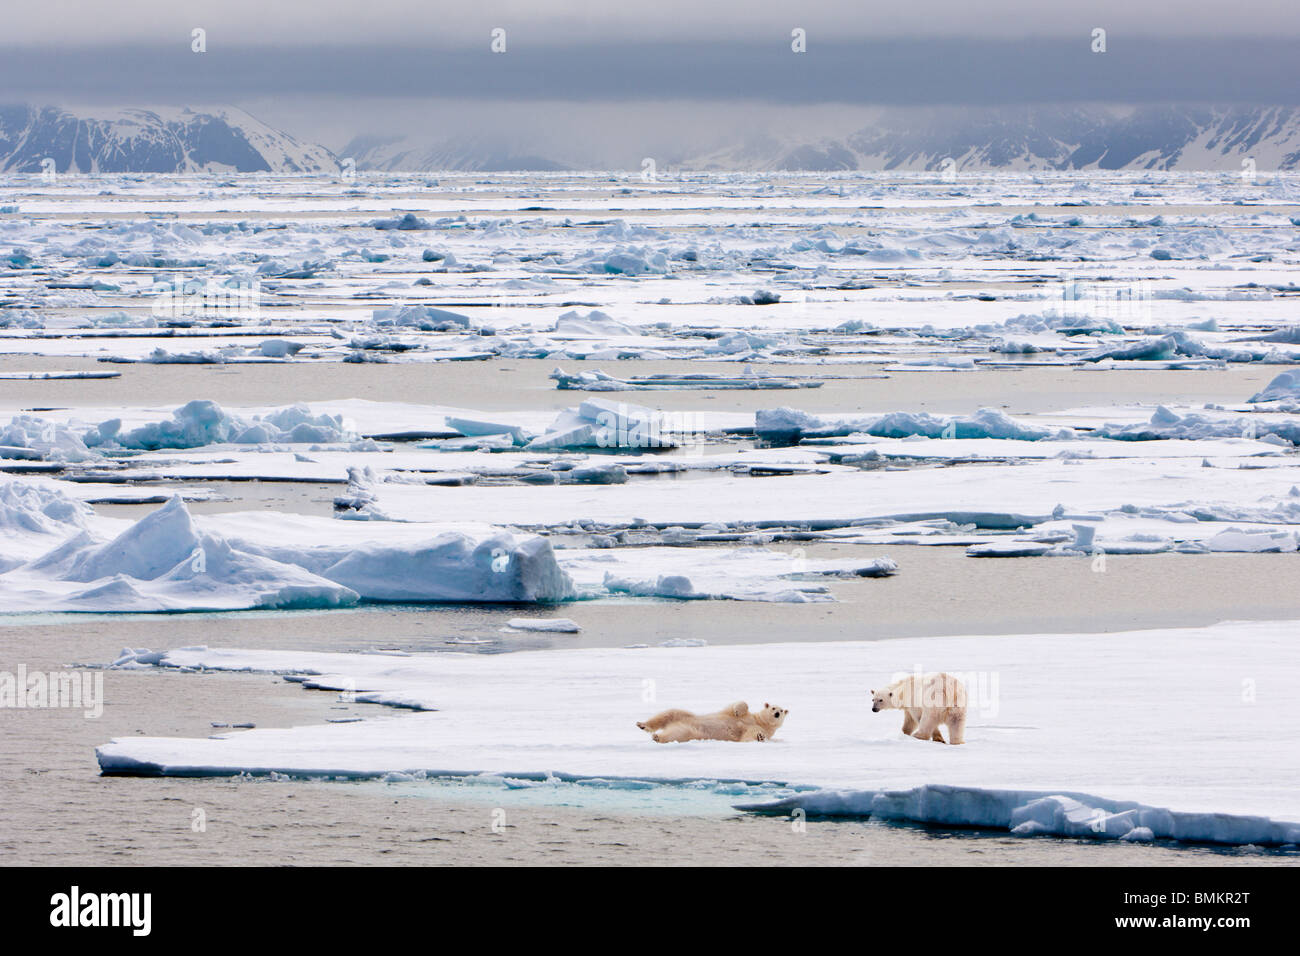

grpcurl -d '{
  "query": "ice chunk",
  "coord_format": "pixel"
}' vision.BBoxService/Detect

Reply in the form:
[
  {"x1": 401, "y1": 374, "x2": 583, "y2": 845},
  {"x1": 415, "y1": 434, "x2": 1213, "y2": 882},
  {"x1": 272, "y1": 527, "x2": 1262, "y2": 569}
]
[
  {"x1": 1249, "y1": 370, "x2": 1300, "y2": 403},
  {"x1": 0, "y1": 415, "x2": 98, "y2": 462},
  {"x1": 319, "y1": 532, "x2": 575, "y2": 603},
  {"x1": 371, "y1": 305, "x2": 472, "y2": 331},
  {"x1": 755, "y1": 407, "x2": 1054, "y2": 443},
  {"x1": 506, "y1": 618, "x2": 581, "y2": 633},
  {"x1": 0, "y1": 491, "x2": 573, "y2": 611},
  {"x1": 443, "y1": 415, "x2": 533, "y2": 445},
  {"x1": 2, "y1": 496, "x2": 358, "y2": 613},
  {"x1": 551, "y1": 310, "x2": 640, "y2": 337},
  {"x1": 90, "y1": 401, "x2": 353, "y2": 450}
]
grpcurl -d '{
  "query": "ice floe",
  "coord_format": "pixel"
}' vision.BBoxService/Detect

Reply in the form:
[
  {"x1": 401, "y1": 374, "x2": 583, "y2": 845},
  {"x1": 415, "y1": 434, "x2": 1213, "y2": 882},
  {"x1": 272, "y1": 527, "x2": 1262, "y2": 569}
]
[{"x1": 96, "y1": 620, "x2": 1300, "y2": 846}]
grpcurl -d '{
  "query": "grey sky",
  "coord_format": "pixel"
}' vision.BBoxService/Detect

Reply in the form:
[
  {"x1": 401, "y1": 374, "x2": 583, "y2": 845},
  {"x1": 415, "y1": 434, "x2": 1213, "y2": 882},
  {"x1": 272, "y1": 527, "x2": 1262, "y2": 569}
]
[
  {"x1": 3, "y1": 2, "x2": 1298, "y2": 153},
  {"x1": 10, "y1": 1, "x2": 1300, "y2": 43}
]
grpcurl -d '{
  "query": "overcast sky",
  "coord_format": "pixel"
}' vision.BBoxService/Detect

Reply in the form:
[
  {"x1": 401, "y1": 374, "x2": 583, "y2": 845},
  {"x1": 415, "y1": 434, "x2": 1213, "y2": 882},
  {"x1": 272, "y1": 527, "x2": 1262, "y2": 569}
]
[
  {"x1": 3, "y1": 2, "x2": 1298, "y2": 155},
  {"x1": 10, "y1": 2, "x2": 1300, "y2": 43}
]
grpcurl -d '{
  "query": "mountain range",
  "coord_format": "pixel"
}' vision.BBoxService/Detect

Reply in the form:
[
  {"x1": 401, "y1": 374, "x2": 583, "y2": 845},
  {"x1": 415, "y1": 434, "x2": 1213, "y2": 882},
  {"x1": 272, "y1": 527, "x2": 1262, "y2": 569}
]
[
  {"x1": 682, "y1": 106, "x2": 1300, "y2": 173},
  {"x1": 5, "y1": 104, "x2": 1299, "y2": 174}
]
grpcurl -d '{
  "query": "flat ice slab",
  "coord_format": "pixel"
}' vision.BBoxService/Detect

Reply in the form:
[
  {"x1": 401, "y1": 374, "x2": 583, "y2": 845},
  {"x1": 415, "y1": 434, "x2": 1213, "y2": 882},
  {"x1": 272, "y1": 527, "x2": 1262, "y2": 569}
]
[
  {"x1": 97, "y1": 620, "x2": 1300, "y2": 846},
  {"x1": 506, "y1": 617, "x2": 581, "y2": 633}
]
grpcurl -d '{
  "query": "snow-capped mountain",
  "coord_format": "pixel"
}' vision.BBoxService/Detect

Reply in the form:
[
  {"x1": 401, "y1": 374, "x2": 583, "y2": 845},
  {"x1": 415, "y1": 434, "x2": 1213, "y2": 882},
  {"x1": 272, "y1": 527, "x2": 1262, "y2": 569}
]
[
  {"x1": 687, "y1": 106, "x2": 1300, "y2": 172},
  {"x1": 0, "y1": 105, "x2": 339, "y2": 174},
  {"x1": 344, "y1": 105, "x2": 1300, "y2": 173},
  {"x1": 8, "y1": 103, "x2": 1299, "y2": 175}
]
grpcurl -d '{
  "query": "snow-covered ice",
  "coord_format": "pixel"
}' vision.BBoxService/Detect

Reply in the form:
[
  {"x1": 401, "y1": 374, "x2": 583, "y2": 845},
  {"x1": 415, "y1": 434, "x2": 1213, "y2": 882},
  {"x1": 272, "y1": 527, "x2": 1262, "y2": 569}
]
[
  {"x1": 97, "y1": 620, "x2": 1300, "y2": 846},
  {"x1": 0, "y1": 489, "x2": 575, "y2": 610}
]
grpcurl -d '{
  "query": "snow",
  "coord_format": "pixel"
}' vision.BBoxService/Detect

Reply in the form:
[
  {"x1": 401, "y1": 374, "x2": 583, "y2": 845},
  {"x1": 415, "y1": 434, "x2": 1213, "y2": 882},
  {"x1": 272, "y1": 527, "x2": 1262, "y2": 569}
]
[
  {"x1": 96, "y1": 620, "x2": 1300, "y2": 847},
  {"x1": 0, "y1": 481, "x2": 93, "y2": 569}
]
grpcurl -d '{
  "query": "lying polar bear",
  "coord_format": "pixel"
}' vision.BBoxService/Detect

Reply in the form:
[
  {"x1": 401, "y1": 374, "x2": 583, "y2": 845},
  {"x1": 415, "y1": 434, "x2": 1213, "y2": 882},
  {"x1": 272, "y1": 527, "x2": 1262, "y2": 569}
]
[
  {"x1": 870, "y1": 672, "x2": 967, "y2": 745},
  {"x1": 637, "y1": 701, "x2": 788, "y2": 743}
]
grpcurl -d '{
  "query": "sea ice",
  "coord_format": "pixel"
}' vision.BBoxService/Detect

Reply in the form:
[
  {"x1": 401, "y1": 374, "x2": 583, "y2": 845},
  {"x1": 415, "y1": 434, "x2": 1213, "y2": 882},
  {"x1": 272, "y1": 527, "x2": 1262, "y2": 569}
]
[{"x1": 95, "y1": 621, "x2": 1300, "y2": 846}]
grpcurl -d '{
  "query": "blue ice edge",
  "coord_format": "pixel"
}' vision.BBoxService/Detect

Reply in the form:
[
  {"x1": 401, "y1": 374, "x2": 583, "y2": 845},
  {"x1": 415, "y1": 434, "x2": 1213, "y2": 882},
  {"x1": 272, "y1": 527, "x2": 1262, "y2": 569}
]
[
  {"x1": 94, "y1": 748, "x2": 1300, "y2": 848},
  {"x1": 735, "y1": 785, "x2": 1300, "y2": 848}
]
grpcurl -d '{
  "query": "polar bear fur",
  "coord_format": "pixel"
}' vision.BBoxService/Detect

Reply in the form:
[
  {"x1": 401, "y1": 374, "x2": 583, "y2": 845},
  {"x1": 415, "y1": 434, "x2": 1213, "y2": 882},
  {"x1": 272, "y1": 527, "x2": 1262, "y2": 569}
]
[
  {"x1": 870, "y1": 673, "x2": 967, "y2": 745},
  {"x1": 637, "y1": 701, "x2": 788, "y2": 743}
]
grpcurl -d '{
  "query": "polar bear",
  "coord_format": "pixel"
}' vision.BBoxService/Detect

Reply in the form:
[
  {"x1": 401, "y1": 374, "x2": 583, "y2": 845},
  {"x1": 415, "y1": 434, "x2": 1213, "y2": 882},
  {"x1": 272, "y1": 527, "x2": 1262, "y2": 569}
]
[
  {"x1": 870, "y1": 673, "x2": 966, "y2": 745},
  {"x1": 637, "y1": 701, "x2": 788, "y2": 743}
]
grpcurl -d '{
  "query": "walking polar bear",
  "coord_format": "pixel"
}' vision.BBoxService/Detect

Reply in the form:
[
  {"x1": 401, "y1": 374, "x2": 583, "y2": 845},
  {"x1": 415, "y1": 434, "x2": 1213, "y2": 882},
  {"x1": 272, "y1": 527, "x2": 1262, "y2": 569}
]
[
  {"x1": 870, "y1": 672, "x2": 967, "y2": 745},
  {"x1": 637, "y1": 701, "x2": 788, "y2": 743}
]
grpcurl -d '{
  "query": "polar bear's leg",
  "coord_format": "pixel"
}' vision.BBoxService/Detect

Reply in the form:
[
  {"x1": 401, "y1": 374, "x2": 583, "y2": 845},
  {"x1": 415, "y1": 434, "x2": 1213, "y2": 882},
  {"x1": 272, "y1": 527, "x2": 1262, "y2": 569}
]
[
  {"x1": 727, "y1": 701, "x2": 749, "y2": 717},
  {"x1": 739, "y1": 724, "x2": 768, "y2": 742},
  {"x1": 652, "y1": 721, "x2": 697, "y2": 743},
  {"x1": 639, "y1": 709, "x2": 690, "y2": 732},
  {"x1": 900, "y1": 709, "x2": 918, "y2": 736},
  {"x1": 912, "y1": 710, "x2": 941, "y2": 741},
  {"x1": 946, "y1": 712, "x2": 966, "y2": 745}
]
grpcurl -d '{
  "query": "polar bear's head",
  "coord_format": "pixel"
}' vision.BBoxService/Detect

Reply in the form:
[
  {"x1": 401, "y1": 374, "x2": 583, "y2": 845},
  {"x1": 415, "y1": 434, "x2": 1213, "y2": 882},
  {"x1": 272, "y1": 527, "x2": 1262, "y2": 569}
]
[
  {"x1": 869, "y1": 687, "x2": 896, "y2": 712},
  {"x1": 760, "y1": 702, "x2": 789, "y2": 728}
]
